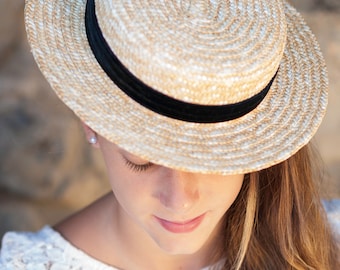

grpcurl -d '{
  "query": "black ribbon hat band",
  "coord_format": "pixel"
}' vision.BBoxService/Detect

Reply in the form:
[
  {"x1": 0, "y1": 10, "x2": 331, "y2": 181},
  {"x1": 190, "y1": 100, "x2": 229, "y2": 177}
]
[{"x1": 85, "y1": 0, "x2": 276, "y2": 123}]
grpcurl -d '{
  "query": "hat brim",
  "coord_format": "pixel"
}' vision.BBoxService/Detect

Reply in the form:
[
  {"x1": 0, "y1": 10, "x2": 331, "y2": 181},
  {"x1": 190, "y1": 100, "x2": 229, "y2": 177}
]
[{"x1": 25, "y1": 0, "x2": 327, "y2": 175}]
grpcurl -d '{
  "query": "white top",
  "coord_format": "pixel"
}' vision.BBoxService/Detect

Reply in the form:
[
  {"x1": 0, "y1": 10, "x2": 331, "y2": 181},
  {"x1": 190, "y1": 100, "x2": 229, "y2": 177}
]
[
  {"x1": 1, "y1": 200, "x2": 339, "y2": 270},
  {"x1": 0, "y1": 226, "x2": 116, "y2": 270},
  {"x1": 323, "y1": 199, "x2": 340, "y2": 236},
  {"x1": 0, "y1": 227, "x2": 221, "y2": 270}
]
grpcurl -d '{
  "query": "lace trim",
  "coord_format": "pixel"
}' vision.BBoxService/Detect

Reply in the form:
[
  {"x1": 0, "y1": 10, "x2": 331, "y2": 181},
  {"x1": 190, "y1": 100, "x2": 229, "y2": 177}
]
[{"x1": 0, "y1": 226, "x2": 117, "y2": 269}]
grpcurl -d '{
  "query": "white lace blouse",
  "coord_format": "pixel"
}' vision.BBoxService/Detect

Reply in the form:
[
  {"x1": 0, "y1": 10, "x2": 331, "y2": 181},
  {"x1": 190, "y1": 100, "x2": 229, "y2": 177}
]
[
  {"x1": 0, "y1": 226, "x2": 117, "y2": 270},
  {"x1": 1, "y1": 200, "x2": 339, "y2": 270},
  {"x1": 0, "y1": 226, "x2": 224, "y2": 270}
]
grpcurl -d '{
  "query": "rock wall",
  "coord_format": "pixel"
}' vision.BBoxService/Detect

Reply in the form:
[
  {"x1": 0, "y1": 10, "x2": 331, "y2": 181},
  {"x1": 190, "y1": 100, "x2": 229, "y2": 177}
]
[
  {"x1": 0, "y1": 0, "x2": 339, "y2": 239},
  {"x1": 0, "y1": 0, "x2": 110, "y2": 238}
]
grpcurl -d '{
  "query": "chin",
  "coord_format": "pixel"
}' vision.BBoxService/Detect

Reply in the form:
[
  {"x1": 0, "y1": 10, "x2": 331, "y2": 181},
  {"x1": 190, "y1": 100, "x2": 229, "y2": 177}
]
[
  {"x1": 159, "y1": 244, "x2": 202, "y2": 256},
  {"x1": 152, "y1": 234, "x2": 207, "y2": 255}
]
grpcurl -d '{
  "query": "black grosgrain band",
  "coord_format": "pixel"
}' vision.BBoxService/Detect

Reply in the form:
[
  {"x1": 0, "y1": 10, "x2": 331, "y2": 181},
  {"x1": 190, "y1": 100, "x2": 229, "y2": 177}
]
[{"x1": 85, "y1": 0, "x2": 276, "y2": 123}]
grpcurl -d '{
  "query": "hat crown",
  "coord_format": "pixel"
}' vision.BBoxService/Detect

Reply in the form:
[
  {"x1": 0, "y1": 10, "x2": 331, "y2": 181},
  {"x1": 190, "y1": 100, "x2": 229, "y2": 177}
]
[{"x1": 96, "y1": 0, "x2": 287, "y2": 105}]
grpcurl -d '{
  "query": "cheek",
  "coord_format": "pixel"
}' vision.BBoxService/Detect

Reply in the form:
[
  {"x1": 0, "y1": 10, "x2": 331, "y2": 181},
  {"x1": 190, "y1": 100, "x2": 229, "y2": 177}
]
[
  {"x1": 108, "y1": 168, "x2": 144, "y2": 202},
  {"x1": 208, "y1": 175, "x2": 244, "y2": 211},
  {"x1": 100, "y1": 147, "x2": 143, "y2": 200},
  {"x1": 106, "y1": 164, "x2": 154, "y2": 216}
]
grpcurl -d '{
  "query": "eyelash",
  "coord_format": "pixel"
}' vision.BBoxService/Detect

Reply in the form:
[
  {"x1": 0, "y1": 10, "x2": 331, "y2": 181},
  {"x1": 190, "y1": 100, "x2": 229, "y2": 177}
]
[{"x1": 124, "y1": 158, "x2": 153, "y2": 172}]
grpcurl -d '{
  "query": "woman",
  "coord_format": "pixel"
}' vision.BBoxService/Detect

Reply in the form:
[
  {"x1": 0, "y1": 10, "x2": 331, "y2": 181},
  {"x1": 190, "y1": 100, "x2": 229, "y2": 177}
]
[{"x1": 1, "y1": 0, "x2": 339, "y2": 269}]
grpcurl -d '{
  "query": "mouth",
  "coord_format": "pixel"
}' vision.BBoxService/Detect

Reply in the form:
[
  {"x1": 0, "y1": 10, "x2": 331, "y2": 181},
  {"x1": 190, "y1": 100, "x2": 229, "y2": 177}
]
[{"x1": 155, "y1": 213, "x2": 206, "y2": 233}]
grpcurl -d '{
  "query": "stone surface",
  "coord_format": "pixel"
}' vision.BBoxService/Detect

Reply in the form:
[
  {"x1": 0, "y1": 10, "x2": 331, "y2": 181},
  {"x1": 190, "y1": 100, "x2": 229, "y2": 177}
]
[
  {"x1": 289, "y1": 0, "x2": 340, "y2": 10},
  {"x1": 0, "y1": 0, "x2": 23, "y2": 64},
  {"x1": 323, "y1": 0, "x2": 340, "y2": 10},
  {"x1": 289, "y1": 0, "x2": 319, "y2": 10},
  {"x1": 0, "y1": 0, "x2": 339, "y2": 240},
  {"x1": 0, "y1": 0, "x2": 110, "y2": 240},
  {"x1": 304, "y1": 11, "x2": 340, "y2": 198}
]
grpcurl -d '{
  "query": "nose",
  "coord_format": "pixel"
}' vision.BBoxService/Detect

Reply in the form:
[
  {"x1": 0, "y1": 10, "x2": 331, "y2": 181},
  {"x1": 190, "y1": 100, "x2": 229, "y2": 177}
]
[{"x1": 157, "y1": 169, "x2": 200, "y2": 212}]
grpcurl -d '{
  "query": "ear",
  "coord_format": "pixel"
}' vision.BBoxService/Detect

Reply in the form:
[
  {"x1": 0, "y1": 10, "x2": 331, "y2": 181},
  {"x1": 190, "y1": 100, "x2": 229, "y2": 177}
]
[{"x1": 81, "y1": 122, "x2": 99, "y2": 148}]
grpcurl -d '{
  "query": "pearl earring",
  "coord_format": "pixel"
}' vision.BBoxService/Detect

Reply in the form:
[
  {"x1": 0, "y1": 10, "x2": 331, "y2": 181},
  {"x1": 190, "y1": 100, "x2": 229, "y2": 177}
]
[{"x1": 89, "y1": 136, "x2": 97, "y2": 144}]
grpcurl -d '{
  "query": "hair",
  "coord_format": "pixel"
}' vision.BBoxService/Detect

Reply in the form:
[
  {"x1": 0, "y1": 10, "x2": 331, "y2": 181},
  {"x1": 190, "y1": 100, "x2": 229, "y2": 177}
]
[{"x1": 214, "y1": 143, "x2": 340, "y2": 269}]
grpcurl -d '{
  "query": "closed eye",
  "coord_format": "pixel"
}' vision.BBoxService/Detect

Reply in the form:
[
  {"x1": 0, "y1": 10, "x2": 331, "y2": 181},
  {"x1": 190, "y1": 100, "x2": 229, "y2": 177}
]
[{"x1": 123, "y1": 157, "x2": 154, "y2": 172}]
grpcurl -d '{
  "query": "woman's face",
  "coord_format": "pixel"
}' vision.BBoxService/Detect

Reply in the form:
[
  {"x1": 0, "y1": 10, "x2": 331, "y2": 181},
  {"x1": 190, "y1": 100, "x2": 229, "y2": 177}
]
[{"x1": 98, "y1": 135, "x2": 244, "y2": 255}]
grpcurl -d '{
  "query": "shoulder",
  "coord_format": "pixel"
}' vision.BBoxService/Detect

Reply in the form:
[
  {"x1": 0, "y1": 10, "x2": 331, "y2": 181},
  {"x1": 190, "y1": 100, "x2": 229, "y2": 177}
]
[
  {"x1": 323, "y1": 199, "x2": 340, "y2": 237},
  {"x1": 0, "y1": 226, "x2": 116, "y2": 270}
]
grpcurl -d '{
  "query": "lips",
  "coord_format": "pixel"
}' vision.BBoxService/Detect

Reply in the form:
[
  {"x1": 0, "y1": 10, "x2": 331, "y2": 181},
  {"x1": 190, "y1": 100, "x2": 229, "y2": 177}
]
[{"x1": 155, "y1": 214, "x2": 205, "y2": 233}]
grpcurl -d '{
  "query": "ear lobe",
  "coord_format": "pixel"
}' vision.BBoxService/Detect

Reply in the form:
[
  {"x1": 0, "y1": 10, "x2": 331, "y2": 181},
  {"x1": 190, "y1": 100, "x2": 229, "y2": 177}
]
[{"x1": 81, "y1": 122, "x2": 99, "y2": 148}]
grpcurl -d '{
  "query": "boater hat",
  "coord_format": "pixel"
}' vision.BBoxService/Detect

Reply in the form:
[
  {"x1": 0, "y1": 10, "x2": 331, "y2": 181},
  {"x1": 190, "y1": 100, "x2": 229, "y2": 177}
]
[{"x1": 24, "y1": 0, "x2": 327, "y2": 175}]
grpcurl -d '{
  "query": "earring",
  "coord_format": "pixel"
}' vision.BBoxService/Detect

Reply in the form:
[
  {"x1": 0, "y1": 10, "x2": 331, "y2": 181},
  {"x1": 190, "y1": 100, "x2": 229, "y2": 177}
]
[{"x1": 89, "y1": 135, "x2": 97, "y2": 144}]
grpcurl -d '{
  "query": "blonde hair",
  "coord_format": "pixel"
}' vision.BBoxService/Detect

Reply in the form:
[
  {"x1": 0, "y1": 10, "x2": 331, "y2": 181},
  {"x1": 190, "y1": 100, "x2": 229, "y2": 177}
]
[{"x1": 217, "y1": 143, "x2": 339, "y2": 269}]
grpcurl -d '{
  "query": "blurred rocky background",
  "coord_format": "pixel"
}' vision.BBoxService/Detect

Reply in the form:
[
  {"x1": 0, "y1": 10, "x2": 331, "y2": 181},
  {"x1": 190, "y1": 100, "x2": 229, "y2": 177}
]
[{"x1": 0, "y1": 0, "x2": 339, "y2": 240}]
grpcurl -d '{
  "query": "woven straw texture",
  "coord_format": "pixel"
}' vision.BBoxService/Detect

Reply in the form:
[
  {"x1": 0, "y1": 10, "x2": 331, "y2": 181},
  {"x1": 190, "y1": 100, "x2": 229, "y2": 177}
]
[{"x1": 24, "y1": 0, "x2": 328, "y2": 174}]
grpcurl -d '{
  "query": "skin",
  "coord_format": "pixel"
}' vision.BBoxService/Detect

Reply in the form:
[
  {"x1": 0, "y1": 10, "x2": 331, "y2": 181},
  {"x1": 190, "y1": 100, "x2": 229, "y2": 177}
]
[{"x1": 55, "y1": 125, "x2": 244, "y2": 270}]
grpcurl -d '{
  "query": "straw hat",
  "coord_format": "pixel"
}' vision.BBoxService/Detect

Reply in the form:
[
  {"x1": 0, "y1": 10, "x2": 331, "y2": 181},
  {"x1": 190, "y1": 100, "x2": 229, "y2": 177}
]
[{"x1": 24, "y1": 0, "x2": 327, "y2": 175}]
